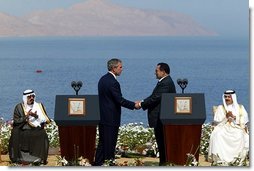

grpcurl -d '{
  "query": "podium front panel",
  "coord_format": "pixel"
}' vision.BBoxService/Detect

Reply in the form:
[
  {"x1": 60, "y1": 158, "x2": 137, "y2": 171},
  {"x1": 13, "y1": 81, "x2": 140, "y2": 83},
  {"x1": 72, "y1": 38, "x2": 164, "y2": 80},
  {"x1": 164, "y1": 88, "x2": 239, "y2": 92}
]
[
  {"x1": 54, "y1": 95, "x2": 100, "y2": 126},
  {"x1": 160, "y1": 93, "x2": 206, "y2": 125}
]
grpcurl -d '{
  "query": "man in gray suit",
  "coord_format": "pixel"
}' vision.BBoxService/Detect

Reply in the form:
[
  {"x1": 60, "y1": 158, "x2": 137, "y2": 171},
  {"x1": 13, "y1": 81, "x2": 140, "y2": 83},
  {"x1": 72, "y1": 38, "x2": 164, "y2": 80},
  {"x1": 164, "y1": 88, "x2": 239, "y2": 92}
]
[{"x1": 138, "y1": 62, "x2": 176, "y2": 166}]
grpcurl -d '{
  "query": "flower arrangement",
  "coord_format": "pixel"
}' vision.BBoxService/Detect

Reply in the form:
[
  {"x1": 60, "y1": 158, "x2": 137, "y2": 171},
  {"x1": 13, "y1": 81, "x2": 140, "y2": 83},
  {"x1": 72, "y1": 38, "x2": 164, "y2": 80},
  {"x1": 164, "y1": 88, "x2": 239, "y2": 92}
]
[
  {"x1": 103, "y1": 158, "x2": 145, "y2": 166},
  {"x1": 0, "y1": 118, "x2": 12, "y2": 154},
  {"x1": 0, "y1": 118, "x2": 249, "y2": 166},
  {"x1": 116, "y1": 122, "x2": 156, "y2": 156},
  {"x1": 44, "y1": 120, "x2": 60, "y2": 148},
  {"x1": 55, "y1": 155, "x2": 91, "y2": 166},
  {"x1": 199, "y1": 123, "x2": 213, "y2": 157}
]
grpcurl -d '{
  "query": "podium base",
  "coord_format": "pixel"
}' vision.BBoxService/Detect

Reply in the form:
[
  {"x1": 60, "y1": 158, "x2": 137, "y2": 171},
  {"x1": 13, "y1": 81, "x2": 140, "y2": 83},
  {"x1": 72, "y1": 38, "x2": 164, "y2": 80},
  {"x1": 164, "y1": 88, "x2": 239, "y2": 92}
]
[
  {"x1": 58, "y1": 126, "x2": 97, "y2": 163},
  {"x1": 163, "y1": 125, "x2": 202, "y2": 165}
]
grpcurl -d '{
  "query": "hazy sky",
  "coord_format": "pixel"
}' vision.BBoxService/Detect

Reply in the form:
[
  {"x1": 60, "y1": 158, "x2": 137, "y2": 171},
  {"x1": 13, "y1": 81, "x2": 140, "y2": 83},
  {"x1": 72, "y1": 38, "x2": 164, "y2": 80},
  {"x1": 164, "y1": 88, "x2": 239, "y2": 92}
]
[{"x1": 0, "y1": 0, "x2": 249, "y2": 37}]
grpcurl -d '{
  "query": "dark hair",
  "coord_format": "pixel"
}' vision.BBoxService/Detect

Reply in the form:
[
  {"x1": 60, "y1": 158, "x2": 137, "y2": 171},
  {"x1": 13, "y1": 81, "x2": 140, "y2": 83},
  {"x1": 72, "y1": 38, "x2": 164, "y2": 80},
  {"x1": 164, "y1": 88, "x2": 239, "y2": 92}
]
[{"x1": 157, "y1": 62, "x2": 170, "y2": 74}]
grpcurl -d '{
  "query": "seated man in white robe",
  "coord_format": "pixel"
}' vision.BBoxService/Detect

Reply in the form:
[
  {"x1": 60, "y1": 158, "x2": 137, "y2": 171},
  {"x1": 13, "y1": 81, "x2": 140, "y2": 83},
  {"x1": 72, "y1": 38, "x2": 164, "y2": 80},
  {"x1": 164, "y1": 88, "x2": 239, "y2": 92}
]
[
  {"x1": 208, "y1": 90, "x2": 249, "y2": 164},
  {"x1": 8, "y1": 89, "x2": 51, "y2": 165}
]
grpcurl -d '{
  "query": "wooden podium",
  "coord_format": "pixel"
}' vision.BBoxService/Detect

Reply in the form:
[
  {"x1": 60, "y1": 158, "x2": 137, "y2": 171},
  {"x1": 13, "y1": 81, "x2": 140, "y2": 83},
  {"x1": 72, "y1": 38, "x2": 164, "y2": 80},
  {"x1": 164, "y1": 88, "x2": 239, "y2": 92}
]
[
  {"x1": 54, "y1": 95, "x2": 100, "y2": 163},
  {"x1": 160, "y1": 93, "x2": 206, "y2": 165}
]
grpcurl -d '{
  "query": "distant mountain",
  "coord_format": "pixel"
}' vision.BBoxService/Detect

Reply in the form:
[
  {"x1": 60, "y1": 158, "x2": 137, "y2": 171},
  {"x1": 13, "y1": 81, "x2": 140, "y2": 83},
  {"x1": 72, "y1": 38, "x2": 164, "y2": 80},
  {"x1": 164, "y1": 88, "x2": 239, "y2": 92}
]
[
  {"x1": 0, "y1": 0, "x2": 217, "y2": 36},
  {"x1": 0, "y1": 12, "x2": 43, "y2": 36}
]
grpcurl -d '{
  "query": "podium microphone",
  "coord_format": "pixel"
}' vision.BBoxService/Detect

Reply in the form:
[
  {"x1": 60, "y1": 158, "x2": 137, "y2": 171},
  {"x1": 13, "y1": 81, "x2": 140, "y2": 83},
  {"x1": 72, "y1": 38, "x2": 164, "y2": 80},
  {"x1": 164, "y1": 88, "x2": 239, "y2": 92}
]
[{"x1": 71, "y1": 81, "x2": 83, "y2": 95}]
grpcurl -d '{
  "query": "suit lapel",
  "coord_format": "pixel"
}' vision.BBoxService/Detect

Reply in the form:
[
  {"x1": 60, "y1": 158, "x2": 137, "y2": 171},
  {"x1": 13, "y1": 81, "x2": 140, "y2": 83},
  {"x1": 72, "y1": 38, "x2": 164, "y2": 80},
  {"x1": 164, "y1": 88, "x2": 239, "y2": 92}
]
[
  {"x1": 152, "y1": 76, "x2": 169, "y2": 93},
  {"x1": 152, "y1": 81, "x2": 160, "y2": 93}
]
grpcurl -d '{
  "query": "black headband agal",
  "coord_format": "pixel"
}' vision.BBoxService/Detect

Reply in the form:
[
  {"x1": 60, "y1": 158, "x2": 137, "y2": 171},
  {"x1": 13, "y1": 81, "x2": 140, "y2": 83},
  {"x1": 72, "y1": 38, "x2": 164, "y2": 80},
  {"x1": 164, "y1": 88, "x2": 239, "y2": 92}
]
[
  {"x1": 224, "y1": 90, "x2": 235, "y2": 95},
  {"x1": 23, "y1": 90, "x2": 34, "y2": 95}
]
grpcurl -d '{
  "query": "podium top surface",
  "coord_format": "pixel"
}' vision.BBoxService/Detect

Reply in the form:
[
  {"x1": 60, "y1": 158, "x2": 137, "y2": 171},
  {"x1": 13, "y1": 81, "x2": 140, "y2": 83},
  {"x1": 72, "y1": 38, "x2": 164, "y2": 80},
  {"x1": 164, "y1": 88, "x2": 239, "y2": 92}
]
[
  {"x1": 160, "y1": 93, "x2": 206, "y2": 125},
  {"x1": 54, "y1": 95, "x2": 100, "y2": 126}
]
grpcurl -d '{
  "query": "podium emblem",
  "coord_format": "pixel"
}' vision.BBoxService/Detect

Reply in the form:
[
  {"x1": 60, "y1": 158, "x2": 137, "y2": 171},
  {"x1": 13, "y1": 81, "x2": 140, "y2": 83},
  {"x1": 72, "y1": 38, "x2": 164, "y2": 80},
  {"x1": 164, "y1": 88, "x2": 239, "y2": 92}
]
[
  {"x1": 174, "y1": 97, "x2": 192, "y2": 114},
  {"x1": 68, "y1": 98, "x2": 86, "y2": 116}
]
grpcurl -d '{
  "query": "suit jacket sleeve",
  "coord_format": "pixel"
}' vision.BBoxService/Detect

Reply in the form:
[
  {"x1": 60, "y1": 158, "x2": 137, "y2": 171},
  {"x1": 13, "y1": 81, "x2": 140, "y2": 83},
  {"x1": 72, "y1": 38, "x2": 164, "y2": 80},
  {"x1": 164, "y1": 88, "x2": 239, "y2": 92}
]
[
  {"x1": 141, "y1": 80, "x2": 176, "y2": 110},
  {"x1": 111, "y1": 80, "x2": 135, "y2": 110}
]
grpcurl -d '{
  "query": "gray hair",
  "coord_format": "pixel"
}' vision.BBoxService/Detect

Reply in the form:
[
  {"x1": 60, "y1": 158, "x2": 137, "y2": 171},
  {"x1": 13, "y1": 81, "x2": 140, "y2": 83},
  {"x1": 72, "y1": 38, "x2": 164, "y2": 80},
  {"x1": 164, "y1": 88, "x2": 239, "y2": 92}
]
[{"x1": 107, "y1": 58, "x2": 122, "y2": 71}]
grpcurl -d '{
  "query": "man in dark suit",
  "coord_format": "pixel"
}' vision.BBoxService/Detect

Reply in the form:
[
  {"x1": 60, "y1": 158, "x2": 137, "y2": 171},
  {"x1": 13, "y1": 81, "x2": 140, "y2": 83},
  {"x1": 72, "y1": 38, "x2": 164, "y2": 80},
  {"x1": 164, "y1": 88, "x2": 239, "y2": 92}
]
[
  {"x1": 94, "y1": 58, "x2": 140, "y2": 166},
  {"x1": 138, "y1": 62, "x2": 176, "y2": 166}
]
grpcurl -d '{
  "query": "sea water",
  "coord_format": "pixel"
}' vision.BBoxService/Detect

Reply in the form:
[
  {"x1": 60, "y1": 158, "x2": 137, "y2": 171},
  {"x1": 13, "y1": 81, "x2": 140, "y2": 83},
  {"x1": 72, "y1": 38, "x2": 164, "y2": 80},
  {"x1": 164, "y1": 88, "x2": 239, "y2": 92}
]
[{"x1": 0, "y1": 36, "x2": 249, "y2": 126}]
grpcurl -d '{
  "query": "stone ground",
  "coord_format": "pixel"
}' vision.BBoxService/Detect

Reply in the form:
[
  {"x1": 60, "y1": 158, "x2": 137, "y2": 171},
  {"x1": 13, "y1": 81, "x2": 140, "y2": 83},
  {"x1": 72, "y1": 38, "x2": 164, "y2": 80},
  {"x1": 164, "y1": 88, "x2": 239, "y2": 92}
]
[{"x1": 0, "y1": 154, "x2": 211, "y2": 166}]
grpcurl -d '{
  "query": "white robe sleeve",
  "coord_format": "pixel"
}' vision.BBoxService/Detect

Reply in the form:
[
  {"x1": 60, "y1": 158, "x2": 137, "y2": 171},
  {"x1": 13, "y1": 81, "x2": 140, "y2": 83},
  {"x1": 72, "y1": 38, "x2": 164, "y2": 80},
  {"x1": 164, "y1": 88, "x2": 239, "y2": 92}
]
[
  {"x1": 239, "y1": 105, "x2": 249, "y2": 125},
  {"x1": 213, "y1": 105, "x2": 227, "y2": 123}
]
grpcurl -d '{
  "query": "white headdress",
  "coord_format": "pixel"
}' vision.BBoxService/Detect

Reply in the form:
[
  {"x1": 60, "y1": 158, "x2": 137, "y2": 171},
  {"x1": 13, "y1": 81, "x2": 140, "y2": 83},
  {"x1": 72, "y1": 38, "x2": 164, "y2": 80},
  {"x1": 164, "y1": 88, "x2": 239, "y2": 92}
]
[
  {"x1": 23, "y1": 89, "x2": 36, "y2": 107},
  {"x1": 222, "y1": 90, "x2": 239, "y2": 115}
]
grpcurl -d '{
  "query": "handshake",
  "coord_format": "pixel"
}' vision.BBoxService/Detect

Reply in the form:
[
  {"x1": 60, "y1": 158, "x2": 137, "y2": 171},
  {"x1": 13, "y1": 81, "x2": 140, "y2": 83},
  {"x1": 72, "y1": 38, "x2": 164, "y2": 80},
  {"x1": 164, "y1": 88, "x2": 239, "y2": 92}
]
[{"x1": 134, "y1": 101, "x2": 142, "y2": 110}]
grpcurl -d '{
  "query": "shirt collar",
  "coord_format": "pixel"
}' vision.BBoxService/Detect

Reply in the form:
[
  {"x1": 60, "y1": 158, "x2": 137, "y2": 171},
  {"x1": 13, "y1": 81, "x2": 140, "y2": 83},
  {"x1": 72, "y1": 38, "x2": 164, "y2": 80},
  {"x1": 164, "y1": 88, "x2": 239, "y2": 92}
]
[
  {"x1": 109, "y1": 71, "x2": 117, "y2": 79},
  {"x1": 158, "y1": 75, "x2": 168, "y2": 82}
]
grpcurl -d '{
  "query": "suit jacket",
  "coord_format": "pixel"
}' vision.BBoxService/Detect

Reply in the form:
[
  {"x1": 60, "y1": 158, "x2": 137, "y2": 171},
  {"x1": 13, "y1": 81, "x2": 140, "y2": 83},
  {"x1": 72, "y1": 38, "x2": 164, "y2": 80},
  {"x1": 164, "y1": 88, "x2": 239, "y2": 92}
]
[
  {"x1": 141, "y1": 75, "x2": 176, "y2": 128},
  {"x1": 98, "y1": 72, "x2": 135, "y2": 126}
]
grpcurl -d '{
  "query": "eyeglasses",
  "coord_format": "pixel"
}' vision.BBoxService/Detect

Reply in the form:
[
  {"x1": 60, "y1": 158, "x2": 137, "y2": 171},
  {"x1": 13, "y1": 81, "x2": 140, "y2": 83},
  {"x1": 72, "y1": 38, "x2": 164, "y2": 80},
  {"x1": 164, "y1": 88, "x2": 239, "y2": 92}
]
[
  {"x1": 27, "y1": 95, "x2": 35, "y2": 98},
  {"x1": 224, "y1": 95, "x2": 231, "y2": 98}
]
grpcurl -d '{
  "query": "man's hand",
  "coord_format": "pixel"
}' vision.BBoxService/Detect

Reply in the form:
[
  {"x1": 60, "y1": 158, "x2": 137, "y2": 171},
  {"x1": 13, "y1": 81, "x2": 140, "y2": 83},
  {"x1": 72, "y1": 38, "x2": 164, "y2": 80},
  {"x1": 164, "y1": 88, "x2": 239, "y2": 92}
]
[
  {"x1": 135, "y1": 101, "x2": 141, "y2": 110},
  {"x1": 226, "y1": 111, "x2": 236, "y2": 123},
  {"x1": 226, "y1": 111, "x2": 233, "y2": 118},
  {"x1": 28, "y1": 109, "x2": 38, "y2": 118}
]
